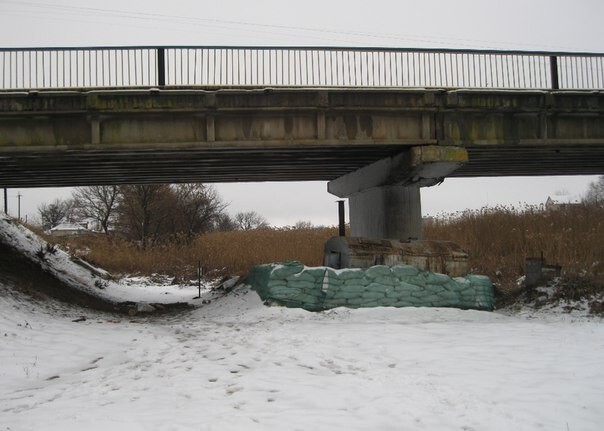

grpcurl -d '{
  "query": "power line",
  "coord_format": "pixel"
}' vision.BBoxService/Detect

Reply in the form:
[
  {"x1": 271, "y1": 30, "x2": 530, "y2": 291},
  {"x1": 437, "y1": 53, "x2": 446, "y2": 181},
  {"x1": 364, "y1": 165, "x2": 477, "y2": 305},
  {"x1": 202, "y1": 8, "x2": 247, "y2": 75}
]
[{"x1": 0, "y1": 0, "x2": 582, "y2": 51}]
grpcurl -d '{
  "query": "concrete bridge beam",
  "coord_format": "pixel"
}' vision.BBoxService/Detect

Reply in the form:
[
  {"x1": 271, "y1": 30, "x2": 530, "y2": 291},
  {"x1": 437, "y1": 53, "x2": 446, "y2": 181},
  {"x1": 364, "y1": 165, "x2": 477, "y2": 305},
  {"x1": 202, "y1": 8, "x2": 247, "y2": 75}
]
[{"x1": 327, "y1": 145, "x2": 468, "y2": 197}]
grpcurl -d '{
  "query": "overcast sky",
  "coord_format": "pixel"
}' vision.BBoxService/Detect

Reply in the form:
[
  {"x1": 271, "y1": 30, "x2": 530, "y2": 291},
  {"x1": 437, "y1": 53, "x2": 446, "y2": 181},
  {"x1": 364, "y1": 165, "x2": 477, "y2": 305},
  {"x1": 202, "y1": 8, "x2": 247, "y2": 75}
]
[{"x1": 1, "y1": 0, "x2": 603, "y2": 225}]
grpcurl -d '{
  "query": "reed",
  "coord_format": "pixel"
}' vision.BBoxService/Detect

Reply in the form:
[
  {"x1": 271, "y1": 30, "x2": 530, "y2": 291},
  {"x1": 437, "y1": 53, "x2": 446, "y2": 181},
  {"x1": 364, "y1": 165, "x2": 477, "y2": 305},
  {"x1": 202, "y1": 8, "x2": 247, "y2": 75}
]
[
  {"x1": 48, "y1": 204, "x2": 603, "y2": 292},
  {"x1": 51, "y1": 227, "x2": 338, "y2": 279},
  {"x1": 423, "y1": 204, "x2": 604, "y2": 291}
]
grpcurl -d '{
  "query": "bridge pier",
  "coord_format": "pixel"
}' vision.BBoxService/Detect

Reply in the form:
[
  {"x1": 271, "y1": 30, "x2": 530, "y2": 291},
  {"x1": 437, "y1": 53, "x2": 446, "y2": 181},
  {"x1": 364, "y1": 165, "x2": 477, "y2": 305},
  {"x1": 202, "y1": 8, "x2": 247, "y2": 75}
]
[
  {"x1": 348, "y1": 185, "x2": 422, "y2": 240},
  {"x1": 328, "y1": 145, "x2": 468, "y2": 240}
]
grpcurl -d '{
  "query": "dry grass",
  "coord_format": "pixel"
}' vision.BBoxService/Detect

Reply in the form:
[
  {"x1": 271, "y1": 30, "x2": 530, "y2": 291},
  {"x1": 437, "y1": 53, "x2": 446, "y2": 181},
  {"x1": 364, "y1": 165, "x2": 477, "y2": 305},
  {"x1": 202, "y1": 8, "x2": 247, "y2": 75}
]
[
  {"x1": 423, "y1": 204, "x2": 604, "y2": 292},
  {"x1": 47, "y1": 204, "x2": 603, "y2": 292},
  {"x1": 51, "y1": 227, "x2": 339, "y2": 279}
]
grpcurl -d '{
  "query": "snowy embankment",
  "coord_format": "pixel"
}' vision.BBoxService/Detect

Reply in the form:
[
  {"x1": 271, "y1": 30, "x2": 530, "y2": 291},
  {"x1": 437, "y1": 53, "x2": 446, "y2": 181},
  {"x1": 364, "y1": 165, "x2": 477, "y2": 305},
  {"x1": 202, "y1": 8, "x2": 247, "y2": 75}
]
[{"x1": 0, "y1": 214, "x2": 199, "y2": 311}]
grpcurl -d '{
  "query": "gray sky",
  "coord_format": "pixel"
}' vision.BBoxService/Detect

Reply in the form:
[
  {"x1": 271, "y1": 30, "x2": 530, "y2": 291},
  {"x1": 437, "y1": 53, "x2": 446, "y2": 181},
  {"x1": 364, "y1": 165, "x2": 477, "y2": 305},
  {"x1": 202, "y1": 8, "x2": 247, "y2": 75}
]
[{"x1": 1, "y1": 0, "x2": 603, "y2": 225}]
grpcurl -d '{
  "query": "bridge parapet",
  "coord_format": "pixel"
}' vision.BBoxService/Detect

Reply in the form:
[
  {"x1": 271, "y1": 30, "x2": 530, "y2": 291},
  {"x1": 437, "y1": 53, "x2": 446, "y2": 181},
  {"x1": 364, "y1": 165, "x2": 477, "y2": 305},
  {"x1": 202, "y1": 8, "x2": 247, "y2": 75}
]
[{"x1": 1, "y1": 46, "x2": 604, "y2": 91}]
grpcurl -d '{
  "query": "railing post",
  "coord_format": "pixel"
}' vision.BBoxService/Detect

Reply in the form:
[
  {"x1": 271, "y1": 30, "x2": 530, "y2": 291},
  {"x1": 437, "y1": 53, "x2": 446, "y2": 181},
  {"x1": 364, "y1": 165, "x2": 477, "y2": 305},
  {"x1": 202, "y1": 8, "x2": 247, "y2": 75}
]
[
  {"x1": 549, "y1": 56, "x2": 560, "y2": 90},
  {"x1": 157, "y1": 48, "x2": 166, "y2": 87}
]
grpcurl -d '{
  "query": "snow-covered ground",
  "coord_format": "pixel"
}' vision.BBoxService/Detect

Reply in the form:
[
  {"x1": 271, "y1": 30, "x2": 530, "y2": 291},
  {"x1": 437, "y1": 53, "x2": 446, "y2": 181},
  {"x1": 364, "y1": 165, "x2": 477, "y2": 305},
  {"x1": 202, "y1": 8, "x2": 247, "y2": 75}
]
[
  {"x1": 1, "y1": 214, "x2": 603, "y2": 430},
  {"x1": 1, "y1": 279, "x2": 603, "y2": 431}
]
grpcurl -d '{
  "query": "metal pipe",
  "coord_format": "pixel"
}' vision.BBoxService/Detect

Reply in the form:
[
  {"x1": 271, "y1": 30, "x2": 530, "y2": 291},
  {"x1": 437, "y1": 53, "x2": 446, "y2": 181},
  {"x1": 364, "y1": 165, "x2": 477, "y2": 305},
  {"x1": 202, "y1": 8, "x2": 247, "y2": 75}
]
[
  {"x1": 338, "y1": 200, "x2": 345, "y2": 237},
  {"x1": 17, "y1": 192, "x2": 21, "y2": 221}
]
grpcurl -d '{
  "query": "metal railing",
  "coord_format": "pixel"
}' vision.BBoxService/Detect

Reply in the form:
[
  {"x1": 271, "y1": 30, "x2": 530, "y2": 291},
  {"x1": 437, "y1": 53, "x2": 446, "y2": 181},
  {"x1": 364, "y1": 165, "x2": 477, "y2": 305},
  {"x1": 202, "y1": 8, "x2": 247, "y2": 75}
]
[{"x1": 1, "y1": 46, "x2": 603, "y2": 90}]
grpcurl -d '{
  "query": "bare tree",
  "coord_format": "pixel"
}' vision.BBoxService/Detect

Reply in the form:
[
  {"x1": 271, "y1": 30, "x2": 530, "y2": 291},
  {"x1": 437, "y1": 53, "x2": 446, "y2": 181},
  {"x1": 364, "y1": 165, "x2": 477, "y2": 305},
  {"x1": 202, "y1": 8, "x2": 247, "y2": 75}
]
[
  {"x1": 214, "y1": 212, "x2": 238, "y2": 232},
  {"x1": 116, "y1": 183, "x2": 228, "y2": 246},
  {"x1": 172, "y1": 184, "x2": 227, "y2": 239},
  {"x1": 71, "y1": 185, "x2": 120, "y2": 234},
  {"x1": 294, "y1": 220, "x2": 314, "y2": 230},
  {"x1": 234, "y1": 211, "x2": 269, "y2": 231},
  {"x1": 584, "y1": 176, "x2": 604, "y2": 206},
  {"x1": 117, "y1": 185, "x2": 174, "y2": 247},
  {"x1": 38, "y1": 199, "x2": 71, "y2": 230}
]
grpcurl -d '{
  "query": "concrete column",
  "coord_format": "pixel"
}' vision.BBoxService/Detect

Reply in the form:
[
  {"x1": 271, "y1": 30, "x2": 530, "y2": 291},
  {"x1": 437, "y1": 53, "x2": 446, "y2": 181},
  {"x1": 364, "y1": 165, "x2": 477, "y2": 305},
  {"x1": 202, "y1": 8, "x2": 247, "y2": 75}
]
[{"x1": 348, "y1": 185, "x2": 422, "y2": 240}]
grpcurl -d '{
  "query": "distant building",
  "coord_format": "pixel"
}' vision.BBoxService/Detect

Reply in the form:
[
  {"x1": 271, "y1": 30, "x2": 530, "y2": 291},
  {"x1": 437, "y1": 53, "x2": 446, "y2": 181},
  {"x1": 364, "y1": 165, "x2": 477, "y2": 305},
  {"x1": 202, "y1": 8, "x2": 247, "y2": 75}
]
[
  {"x1": 49, "y1": 223, "x2": 91, "y2": 237},
  {"x1": 545, "y1": 196, "x2": 581, "y2": 211}
]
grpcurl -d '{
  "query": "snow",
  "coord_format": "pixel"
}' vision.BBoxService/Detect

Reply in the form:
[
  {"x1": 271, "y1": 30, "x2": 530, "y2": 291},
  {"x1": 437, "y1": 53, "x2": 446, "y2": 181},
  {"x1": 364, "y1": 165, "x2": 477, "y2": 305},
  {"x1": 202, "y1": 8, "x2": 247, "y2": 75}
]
[
  {"x1": 1, "y1": 282, "x2": 603, "y2": 431},
  {"x1": 49, "y1": 223, "x2": 88, "y2": 232},
  {"x1": 0, "y1": 214, "x2": 205, "y2": 306},
  {"x1": 2, "y1": 214, "x2": 604, "y2": 430}
]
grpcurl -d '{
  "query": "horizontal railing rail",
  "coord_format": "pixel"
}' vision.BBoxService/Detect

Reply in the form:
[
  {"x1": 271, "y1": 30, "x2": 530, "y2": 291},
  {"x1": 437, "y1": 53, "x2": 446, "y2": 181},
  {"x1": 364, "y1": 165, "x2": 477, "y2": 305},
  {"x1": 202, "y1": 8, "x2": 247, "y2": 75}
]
[{"x1": 1, "y1": 46, "x2": 603, "y2": 90}]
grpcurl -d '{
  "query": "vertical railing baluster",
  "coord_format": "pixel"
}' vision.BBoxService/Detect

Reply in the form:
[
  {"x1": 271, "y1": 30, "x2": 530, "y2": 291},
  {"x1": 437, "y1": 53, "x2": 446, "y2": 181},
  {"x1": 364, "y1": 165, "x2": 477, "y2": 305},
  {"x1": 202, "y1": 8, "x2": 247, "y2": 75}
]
[{"x1": 550, "y1": 55, "x2": 560, "y2": 90}]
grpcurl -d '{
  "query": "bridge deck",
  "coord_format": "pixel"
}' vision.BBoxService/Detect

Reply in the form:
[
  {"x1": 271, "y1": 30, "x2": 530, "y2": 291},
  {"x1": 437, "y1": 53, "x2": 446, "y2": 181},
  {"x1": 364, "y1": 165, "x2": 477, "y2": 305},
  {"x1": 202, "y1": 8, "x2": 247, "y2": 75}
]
[{"x1": 1, "y1": 87, "x2": 603, "y2": 187}]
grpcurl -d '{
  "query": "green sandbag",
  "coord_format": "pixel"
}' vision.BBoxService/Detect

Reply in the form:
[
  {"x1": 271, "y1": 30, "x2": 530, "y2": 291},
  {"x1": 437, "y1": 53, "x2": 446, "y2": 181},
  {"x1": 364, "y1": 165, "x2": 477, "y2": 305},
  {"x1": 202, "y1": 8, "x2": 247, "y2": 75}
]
[
  {"x1": 364, "y1": 265, "x2": 392, "y2": 279},
  {"x1": 360, "y1": 300, "x2": 381, "y2": 307},
  {"x1": 438, "y1": 290, "x2": 461, "y2": 301},
  {"x1": 337, "y1": 269, "x2": 365, "y2": 280},
  {"x1": 269, "y1": 286, "x2": 303, "y2": 297},
  {"x1": 372, "y1": 275, "x2": 396, "y2": 287},
  {"x1": 286, "y1": 271, "x2": 317, "y2": 283},
  {"x1": 245, "y1": 264, "x2": 274, "y2": 300},
  {"x1": 421, "y1": 294, "x2": 442, "y2": 303},
  {"x1": 362, "y1": 291, "x2": 386, "y2": 300},
  {"x1": 425, "y1": 285, "x2": 445, "y2": 295},
  {"x1": 385, "y1": 289, "x2": 404, "y2": 299},
  {"x1": 342, "y1": 278, "x2": 370, "y2": 287},
  {"x1": 249, "y1": 261, "x2": 494, "y2": 312},
  {"x1": 366, "y1": 283, "x2": 390, "y2": 294},
  {"x1": 392, "y1": 264, "x2": 420, "y2": 278},
  {"x1": 406, "y1": 274, "x2": 427, "y2": 287},
  {"x1": 324, "y1": 274, "x2": 342, "y2": 285},
  {"x1": 271, "y1": 262, "x2": 305, "y2": 279},
  {"x1": 394, "y1": 281, "x2": 422, "y2": 292},
  {"x1": 267, "y1": 279, "x2": 288, "y2": 288},
  {"x1": 303, "y1": 268, "x2": 329, "y2": 280},
  {"x1": 423, "y1": 272, "x2": 451, "y2": 285},
  {"x1": 288, "y1": 280, "x2": 317, "y2": 290},
  {"x1": 335, "y1": 284, "x2": 366, "y2": 295}
]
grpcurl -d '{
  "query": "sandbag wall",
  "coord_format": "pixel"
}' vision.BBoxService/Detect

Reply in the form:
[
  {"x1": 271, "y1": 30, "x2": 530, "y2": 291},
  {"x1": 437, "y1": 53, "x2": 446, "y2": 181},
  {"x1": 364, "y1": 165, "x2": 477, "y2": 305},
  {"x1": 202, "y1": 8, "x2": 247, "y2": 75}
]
[{"x1": 246, "y1": 261, "x2": 494, "y2": 312}]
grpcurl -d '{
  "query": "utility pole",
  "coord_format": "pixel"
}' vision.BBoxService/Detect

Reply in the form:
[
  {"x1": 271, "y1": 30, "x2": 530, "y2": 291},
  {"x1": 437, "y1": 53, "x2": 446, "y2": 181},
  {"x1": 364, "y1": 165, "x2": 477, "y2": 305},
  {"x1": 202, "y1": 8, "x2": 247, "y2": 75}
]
[{"x1": 3, "y1": 188, "x2": 6, "y2": 214}]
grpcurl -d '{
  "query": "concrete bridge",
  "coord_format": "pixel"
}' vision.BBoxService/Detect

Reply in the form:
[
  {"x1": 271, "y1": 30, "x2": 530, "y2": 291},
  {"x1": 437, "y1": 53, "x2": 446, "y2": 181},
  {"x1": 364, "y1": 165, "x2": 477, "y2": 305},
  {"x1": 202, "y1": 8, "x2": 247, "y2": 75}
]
[{"x1": 1, "y1": 46, "x2": 604, "y2": 239}]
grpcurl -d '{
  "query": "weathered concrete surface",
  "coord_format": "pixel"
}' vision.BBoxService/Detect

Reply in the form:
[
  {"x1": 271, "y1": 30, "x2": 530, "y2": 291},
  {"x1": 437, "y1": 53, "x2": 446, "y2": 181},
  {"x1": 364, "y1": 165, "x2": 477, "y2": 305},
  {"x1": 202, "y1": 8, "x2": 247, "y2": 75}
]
[
  {"x1": 0, "y1": 88, "x2": 603, "y2": 187},
  {"x1": 327, "y1": 145, "x2": 469, "y2": 197},
  {"x1": 323, "y1": 237, "x2": 469, "y2": 276},
  {"x1": 348, "y1": 185, "x2": 422, "y2": 240}
]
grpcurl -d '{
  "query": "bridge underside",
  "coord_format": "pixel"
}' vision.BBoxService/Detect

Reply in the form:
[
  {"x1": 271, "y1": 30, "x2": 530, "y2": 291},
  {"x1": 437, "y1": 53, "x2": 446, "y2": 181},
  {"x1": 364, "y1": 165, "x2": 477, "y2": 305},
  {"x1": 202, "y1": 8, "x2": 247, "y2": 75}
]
[{"x1": 1, "y1": 144, "x2": 604, "y2": 188}]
